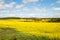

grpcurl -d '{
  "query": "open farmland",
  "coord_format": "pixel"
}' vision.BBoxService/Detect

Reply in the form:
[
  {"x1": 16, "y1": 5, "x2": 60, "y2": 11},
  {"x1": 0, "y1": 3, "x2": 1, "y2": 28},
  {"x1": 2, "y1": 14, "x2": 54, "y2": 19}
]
[{"x1": 0, "y1": 18, "x2": 60, "y2": 40}]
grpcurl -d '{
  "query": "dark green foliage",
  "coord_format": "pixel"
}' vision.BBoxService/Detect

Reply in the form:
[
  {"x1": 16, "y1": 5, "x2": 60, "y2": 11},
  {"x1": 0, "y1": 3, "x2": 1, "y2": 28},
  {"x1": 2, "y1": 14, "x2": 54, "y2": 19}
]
[
  {"x1": 0, "y1": 28, "x2": 60, "y2": 40},
  {"x1": 0, "y1": 17, "x2": 60, "y2": 22},
  {"x1": 46, "y1": 18, "x2": 60, "y2": 22}
]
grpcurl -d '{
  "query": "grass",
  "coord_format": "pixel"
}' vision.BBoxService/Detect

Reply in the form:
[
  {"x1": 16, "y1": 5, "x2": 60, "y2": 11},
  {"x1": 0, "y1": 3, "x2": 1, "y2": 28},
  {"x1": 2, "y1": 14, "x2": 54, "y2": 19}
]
[
  {"x1": 0, "y1": 28, "x2": 60, "y2": 40},
  {"x1": 0, "y1": 19, "x2": 60, "y2": 40}
]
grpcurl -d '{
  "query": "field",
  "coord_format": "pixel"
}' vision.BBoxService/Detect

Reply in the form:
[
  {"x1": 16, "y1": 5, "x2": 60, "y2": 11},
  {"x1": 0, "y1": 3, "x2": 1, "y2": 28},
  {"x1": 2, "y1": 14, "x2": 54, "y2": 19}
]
[{"x1": 0, "y1": 18, "x2": 60, "y2": 40}]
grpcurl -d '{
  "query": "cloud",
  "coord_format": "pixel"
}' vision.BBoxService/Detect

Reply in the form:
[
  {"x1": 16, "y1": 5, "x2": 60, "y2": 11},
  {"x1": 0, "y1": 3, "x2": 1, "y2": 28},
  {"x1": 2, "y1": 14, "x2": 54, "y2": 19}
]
[
  {"x1": 33, "y1": 7, "x2": 47, "y2": 13},
  {"x1": 0, "y1": 1, "x2": 4, "y2": 4},
  {"x1": 52, "y1": 8, "x2": 60, "y2": 10},
  {"x1": 22, "y1": 7, "x2": 30, "y2": 11},
  {"x1": 0, "y1": 6, "x2": 6, "y2": 10},
  {"x1": 5, "y1": 2, "x2": 16, "y2": 8},
  {"x1": 23, "y1": 0, "x2": 39, "y2": 3},
  {"x1": 0, "y1": 0, "x2": 3, "y2": 1},
  {"x1": 0, "y1": 2, "x2": 16, "y2": 10},
  {"x1": 50, "y1": 0, "x2": 60, "y2": 6},
  {"x1": 50, "y1": 3, "x2": 55, "y2": 6},
  {"x1": 15, "y1": 5, "x2": 31, "y2": 13},
  {"x1": 56, "y1": 0, "x2": 60, "y2": 3},
  {"x1": 15, "y1": 4, "x2": 24, "y2": 9},
  {"x1": 28, "y1": 14, "x2": 37, "y2": 17},
  {"x1": 8, "y1": 14, "x2": 16, "y2": 17},
  {"x1": 0, "y1": 0, "x2": 5, "y2": 10},
  {"x1": 16, "y1": 6, "x2": 31, "y2": 12}
]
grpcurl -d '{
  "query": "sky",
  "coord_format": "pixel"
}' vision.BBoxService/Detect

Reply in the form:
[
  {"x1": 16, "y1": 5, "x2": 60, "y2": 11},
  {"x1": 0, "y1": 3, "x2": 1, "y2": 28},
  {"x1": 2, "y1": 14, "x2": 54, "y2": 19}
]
[{"x1": 0, "y1": 0, "x2": 60, "y2": 18}]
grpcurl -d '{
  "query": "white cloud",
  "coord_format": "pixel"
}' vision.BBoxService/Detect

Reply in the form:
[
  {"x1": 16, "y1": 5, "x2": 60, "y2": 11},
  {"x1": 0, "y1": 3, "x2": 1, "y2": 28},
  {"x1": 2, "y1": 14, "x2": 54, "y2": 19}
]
[
  {"x1": 0, "y1": 6, "x2": 6, "y2": 10},
  {"x1": 1, "y1": 10, "x2": 10, "y2": 13},
  {"x1": 50, "y1": 0, "x2": 60, "y2": 6},
  {"x1": 5, "y1": 2, "x2": 16, "y2": 8},
  {"x1": 50, "y1": 3, "x2": 55, "y2": 6},
  {"x1": 33, "y1": 7, "x2": 47, "y2": 12},
  {"x1": 0, "y1": 2, "x2": 16, "y2": 10},
  {"x1": 52, "y1": 8, "x2": 60, "y2": 10},
  {"x1": 10, "y1": 2, "x2": 16, "y2": 5},
  {"x1": 33, "y1": 7, "x2": 40, "y2": 12},
  {"x1": 0, "y1": 1, "x2": 4, "y2": 4},
  {"x1": 28, "y1": 14, "x2": 42, "y2": 18},
  {"x1": 7, "y1": 14, "x2": 16, "y2": 17},
  {"x1": 23, "y1": 0, "x2": 39, "y2": 3},
  {"x1": 0, "y1": 4, "x2": 6, "y2": 10},
  {"x1": 15, "y1": 5, "x2": 30, "y2": 13},
  {"x1": 15, "y1": 6, "x2": 30, "y2": 12},
  {"x1": 0, "y1": 0, "x2": 3, "y2": 1},
  {"x1": 0, "y1": 0, "x2": 5, "y2": 10},
  {"x1": 5, "y1": 4, "x2": 12, "y2": 8},
  {"x1": 56, "y1": 0, "x2": 60, "y2": 3},
  {"x1": 22, "y1": 7, "x2": 30, "y2": 11},
  {"x1": 29, "y1": 14, "x2": 36, "y2": 17},
  {"x1": 17, "y1": 14, "x2": 25, "y2": 17},
  {"x1": 15, "y1": 4, "x2": 24, "y2": 9}
]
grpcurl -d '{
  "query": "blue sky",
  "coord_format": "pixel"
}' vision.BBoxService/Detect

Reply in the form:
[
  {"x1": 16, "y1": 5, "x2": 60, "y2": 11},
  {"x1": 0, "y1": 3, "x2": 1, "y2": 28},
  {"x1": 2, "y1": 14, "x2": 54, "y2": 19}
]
[{"x1": 0, "y1": 0, "x2": 60, "y2": 18}]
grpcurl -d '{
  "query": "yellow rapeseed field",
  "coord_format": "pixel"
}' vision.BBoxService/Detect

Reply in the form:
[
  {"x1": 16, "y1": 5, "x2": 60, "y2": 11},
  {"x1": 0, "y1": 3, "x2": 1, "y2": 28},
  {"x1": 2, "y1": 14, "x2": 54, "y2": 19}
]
[{"x1": 0, "y1": 19, "x2": 60, "y2": 38}]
